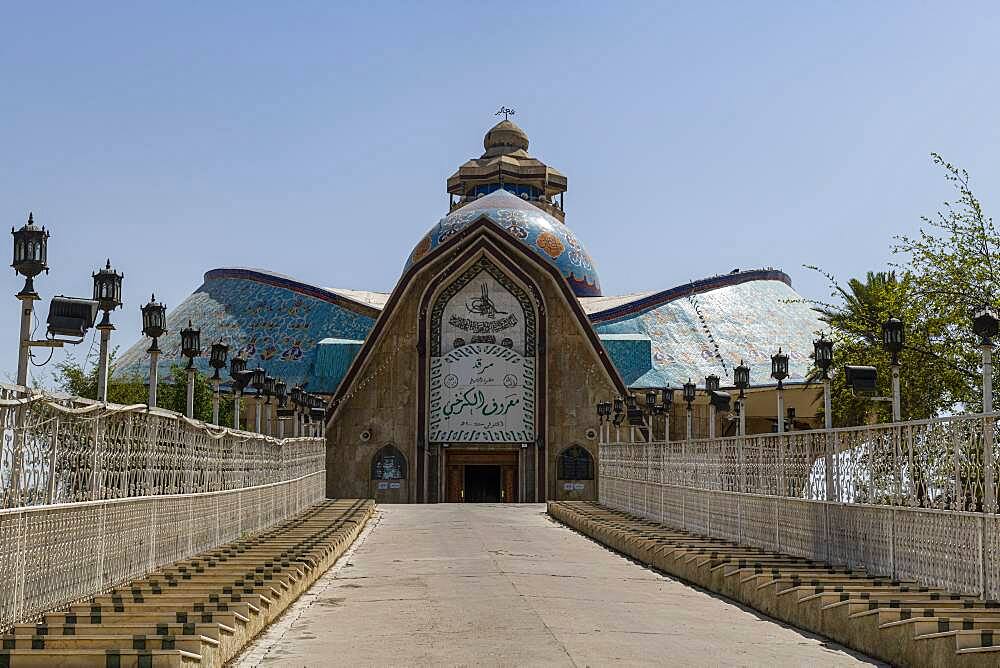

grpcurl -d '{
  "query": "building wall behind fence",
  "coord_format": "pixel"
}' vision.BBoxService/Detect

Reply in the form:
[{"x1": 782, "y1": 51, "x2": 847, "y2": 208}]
[
  {"x1": 599, "y1": 439, "x2": 1000, "y2": 601},
  {"x1": 0, "y1": 470, "x2": 325, "y2": 631}
]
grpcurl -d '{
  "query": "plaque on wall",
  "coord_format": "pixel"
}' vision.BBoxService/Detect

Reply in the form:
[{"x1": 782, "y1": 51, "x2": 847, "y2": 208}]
[{"x1": 428, "y1": 259, "x2": 537, "y2": 444}]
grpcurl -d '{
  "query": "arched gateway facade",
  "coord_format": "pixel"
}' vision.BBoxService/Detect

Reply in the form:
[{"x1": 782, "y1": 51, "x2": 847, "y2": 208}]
[
  {"x1": 326, "y1": 120, "x2": 626, "y2": 503},
  {"x1": 325, "y1": 223, "x2": 625, "y2": 503}
]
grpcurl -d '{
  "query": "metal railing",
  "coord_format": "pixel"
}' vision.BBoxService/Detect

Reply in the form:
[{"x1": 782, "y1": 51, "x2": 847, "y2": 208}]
[
  {"x1": 0, "y1": 384, "x2": 328, "y2": 630},
  {"x1": 598, "y1": 413, "x2": 1000, "y2": 599},
  {"x1": 0, "y1": 385, "x2": 325, "y2": 509},
  {"x1": 601, "y1": 413, "x2": 998, "y2": 511}
]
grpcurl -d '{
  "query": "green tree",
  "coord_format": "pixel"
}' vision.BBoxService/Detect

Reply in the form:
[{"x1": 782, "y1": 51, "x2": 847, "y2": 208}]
[
  {"x1": 892, "y1": 153, "x2": 997, "y2": 411},
  {"x1": 52, "y1": 353, "x2": 238, "y2": 426},
  {"x1": 807, "y1": 270, "x2": 970, "y2": 426}
]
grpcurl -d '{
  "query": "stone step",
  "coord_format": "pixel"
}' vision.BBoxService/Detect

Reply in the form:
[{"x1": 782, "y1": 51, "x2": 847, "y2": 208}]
[
  {"x1": 1, "y1": 633, "x2": 212, "y2": 654},
  {"x1": 10, "y1": 622, "x2": 232, "y2": 641},
  {"x1": 0, "y1": 648, "x2": 201, "y2": 667}
]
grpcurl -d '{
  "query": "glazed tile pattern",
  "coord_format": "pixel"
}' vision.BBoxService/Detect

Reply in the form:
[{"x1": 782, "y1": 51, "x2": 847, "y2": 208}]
[
  {"x1": 594, "y1": 279, "x2": 825, "y2": 388},
  {"x1": 115, "y1": 271, "x2": 376, "y2": 391},
  {"x1": 403, "y1": 189, "x2": 602, "y2": 297}
]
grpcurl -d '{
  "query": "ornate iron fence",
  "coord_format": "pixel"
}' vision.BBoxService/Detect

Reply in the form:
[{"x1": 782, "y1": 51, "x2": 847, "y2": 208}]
[
  {"x1": 0, "y1": 471, "x2": 325, "y2": 631},
  {"x1": 599, "y1": 414, "x2": 1000, "y2": 599},
  {"x1": 602, "y1": 413, "x2": 998, "y2": 511},
  {"x1": 0, "y1": 385, "x2": 325, "y2": 509}
]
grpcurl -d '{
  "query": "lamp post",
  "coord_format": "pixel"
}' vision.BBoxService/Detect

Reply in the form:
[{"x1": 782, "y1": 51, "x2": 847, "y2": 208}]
[
  {"x1": 250, "y1": 367, "x2": 265, "y2": 433},
  {"x1": 263, "y1": 375, "x2": 276, "y2": 436},
  {"x1": 814, "y1": 336, "x2": 835, "y2": 500},
  {"x1": 771, "y1": 348, "x2": 789, "y2": 433},
  {"x1": 661, "y1": 387, "x2": 673, "y2": 444},
  {"x1": 973, "y1": 305, "x2": 1000, "y2": 513},
  {"x1": 612, "y1": 396, "x2": 624, "y2": 442},
  {"x1": 683, "y1": 379, "x2": 696, "y2": 440},
  {"x1": 882, "y1": 316, "x2": 904, "y2": 422},
  {"x1": 140, "y1": 295, "x2": 166, "y2": 408},
  {"x1": 596, "y1": 400, "x2": 611, "y2": 443},
  {"x1": 180, "y1": 320, "x2": 201, "y2": 418},
  {"x1": 973, "y1": 306, "x2": 999, "y2": 414},
  {"x1": 705, "y1": 374, "x2": 720, "y2": 439},
  {"x1": 229, "y1": 356, "x2": 248, "y2": 429},
  {"x1": 275, "y1": 380, "x2": 288, "y2": 438},
  {"x1": 92, "y1": 260, "x2": 123, "y2": 402},
  {"x1": 209, "y1": 341, "x2": 229, "y2": 425},
  {"x1": 11, "y1": 213, "x2": 49, "y2": 387},
  {"x1": 291, "y1": 385, "x2": 303, "y2": 436},
  {"x1": 733, "y1": 361, "x2": 750, "y2": 436},
  {"x1": 645, "y1": 390, "x2": 657, "y2": 441}
]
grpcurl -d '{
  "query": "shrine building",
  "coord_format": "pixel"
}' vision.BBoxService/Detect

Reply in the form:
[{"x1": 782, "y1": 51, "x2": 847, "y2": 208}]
[{"x1": 117, "y1": 119, "x2": 825, "y2": 504}]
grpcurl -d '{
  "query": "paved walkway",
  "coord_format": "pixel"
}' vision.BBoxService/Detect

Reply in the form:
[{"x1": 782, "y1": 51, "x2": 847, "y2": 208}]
[{"x1": 237, "y1": 504, "x2": 879, "y2": 667}]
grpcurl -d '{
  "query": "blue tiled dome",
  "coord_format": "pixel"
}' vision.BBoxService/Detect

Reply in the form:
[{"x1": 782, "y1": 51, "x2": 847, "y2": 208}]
[{"x1": 404, "y1": 189, "x2": 602, "y2": 297}]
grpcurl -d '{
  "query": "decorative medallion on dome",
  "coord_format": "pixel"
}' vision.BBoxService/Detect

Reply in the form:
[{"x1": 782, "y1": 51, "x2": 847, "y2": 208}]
[{"x1": 403, "y1": 189, "x2": 602, "y2": 297}]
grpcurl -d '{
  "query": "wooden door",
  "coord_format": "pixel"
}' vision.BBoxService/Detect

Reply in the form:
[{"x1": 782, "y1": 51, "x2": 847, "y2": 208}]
[
  {"x1": 502, "y1": 466, "x2": 517, "y2": 503},
  {"x1": 446, "y1": 465, "x2": 463, "y2": 503}
]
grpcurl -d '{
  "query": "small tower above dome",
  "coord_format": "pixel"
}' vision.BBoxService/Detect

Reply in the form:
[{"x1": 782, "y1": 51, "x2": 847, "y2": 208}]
[{"x1": 447, "y1": 120, "x2": 567, "y2": 222}]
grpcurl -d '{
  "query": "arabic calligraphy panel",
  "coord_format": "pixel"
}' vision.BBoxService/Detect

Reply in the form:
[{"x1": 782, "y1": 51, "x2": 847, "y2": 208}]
[
  {"x1": 428, "y1": 343, "x2": 535, "y2": 443},
  {"x1": 438, "y1": 273, "x2": 527, "y2": 356}
]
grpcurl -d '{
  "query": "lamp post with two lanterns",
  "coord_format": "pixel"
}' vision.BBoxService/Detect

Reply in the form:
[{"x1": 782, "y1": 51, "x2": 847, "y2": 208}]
[
  {"x1": 180, "y1": 320, "x2": 201, "y2": 419},
  {"x1": 209, "y1": 341, "x2": 229, "y2": 424},
  {"x1": 771, "y1": 348, "x2": 789, "y2": 434},
  {"x1": 140, "y1": 295, "x2": 166, "y2": 408}
]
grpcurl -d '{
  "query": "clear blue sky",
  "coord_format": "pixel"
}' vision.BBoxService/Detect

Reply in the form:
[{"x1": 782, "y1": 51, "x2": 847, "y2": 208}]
[{"x1": 2, "y1": 2, "x2": 999, "y2": 385}]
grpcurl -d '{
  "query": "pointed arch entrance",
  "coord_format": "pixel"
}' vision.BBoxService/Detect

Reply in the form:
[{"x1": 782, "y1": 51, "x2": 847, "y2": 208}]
[{"x1": 418, "y1": 249, "x2": 546, "y2": 503}]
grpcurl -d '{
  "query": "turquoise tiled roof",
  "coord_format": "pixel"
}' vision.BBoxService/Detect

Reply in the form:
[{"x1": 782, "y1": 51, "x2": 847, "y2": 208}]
[{"x1": 403, "y1": 189, "x2": 601, "y2": 296}]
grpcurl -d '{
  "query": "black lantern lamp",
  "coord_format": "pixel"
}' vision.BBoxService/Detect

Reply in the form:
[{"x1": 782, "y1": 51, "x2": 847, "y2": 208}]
[
  {"x1": 612, "y1": 396, "x2": 624, "y2": 415},
  {"x1": 250, "y1": 367, "x2": 266, "y2": 393},
  {"x1": 92, "y1": 259, "x2": 123, "y2": 327},
  {"x1": 596, "y1": 401, "x2": 611, "y2": 421},
  {"x1": 645, "y1": 390, "x2": 658, "y2": 412},
  {"x1": 263, "y1": 375, "x2": 276, "y2": 403},
  {"x1": 705, "y1": 374, "x2": 720, "y2": 393},
  {"x1": 733, "y1": 361, "x2": 750, "y2": 398},
  {"x1": 682, "y1": 379, "x2": 696, "y2": 406},
  {"x1": 291, "y1": 385, "x2": 303, "y2": 407},
  {"x1": 814, "y1": 336, "x2": 834, "y2": 374},
  {"x1": 661, "y1": 387, "x2": 674, "y2": 413},
  {"x1": 180, "y1": 320, "x2": 201, "y2": 368},
  {"x1": 11, "y1": 212, "x2": 49, "y2": 296},
  {"x1": 882, "y1": 316, "x2": 905, "y2": 364},
  {"x1": 141, "y1": 294, "x2": 167, "y2": 349},
  {"x1": 275, "y1": 379, "x2": 288, "y2": 406},
  {"x1": 230, "y1": 355, "x2": 248, "y2": 389},
  {"x1": 209, "y1": 341, "x2": 229, "y2": 380},
  {"x1": 625, "y1": 394, "x2": 637, "y2": 411},
  {"x1": 771, "y1": 348, "x2": 789, "y2": 388},
  {"x1": 973, "y1": 305, "x2": 1000, "y2": 346}
]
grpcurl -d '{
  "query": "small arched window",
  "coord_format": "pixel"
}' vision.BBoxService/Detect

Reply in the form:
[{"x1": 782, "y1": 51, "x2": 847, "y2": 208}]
[
  {"x1": 558, "y1": 446, "x2": 594, "y2": 480},
  {"x1": 371, "y1": 445, "x2": 407, "y2": 480}
]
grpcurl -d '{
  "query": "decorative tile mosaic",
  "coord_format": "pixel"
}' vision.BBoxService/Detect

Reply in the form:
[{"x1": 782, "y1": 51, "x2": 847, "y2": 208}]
[
  {"x1": 115, "y1": 272, "x2": 376, "y2": 391},
  {"x1": 403, "y1": 189, "x2": 602, "y2": 297},
  {"x1": 594, "y1": 280, "x2": 825, "y2": 388}
]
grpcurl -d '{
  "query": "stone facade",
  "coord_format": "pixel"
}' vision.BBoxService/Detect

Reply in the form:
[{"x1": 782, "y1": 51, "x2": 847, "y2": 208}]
[{"x1": 326, "y1": 223, "x2": 623, "y2": 504}]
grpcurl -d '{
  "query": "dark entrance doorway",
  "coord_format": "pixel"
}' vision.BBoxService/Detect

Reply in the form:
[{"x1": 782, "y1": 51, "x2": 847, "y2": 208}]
[
  {"x1": 464, "y1": 465, "x2": 501, "y2": 502},
  {"x1": 444, "y1": 449, "x2": 519, "y2": 503}
]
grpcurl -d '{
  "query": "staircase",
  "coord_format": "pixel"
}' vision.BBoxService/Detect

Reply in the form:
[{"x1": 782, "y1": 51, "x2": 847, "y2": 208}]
[
  {"x1": 1, "y1": 498, "x2": 374, "y2": 667},
  {"x1": 550, "y1": 501, "x2": 999, "y2": 667}
]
